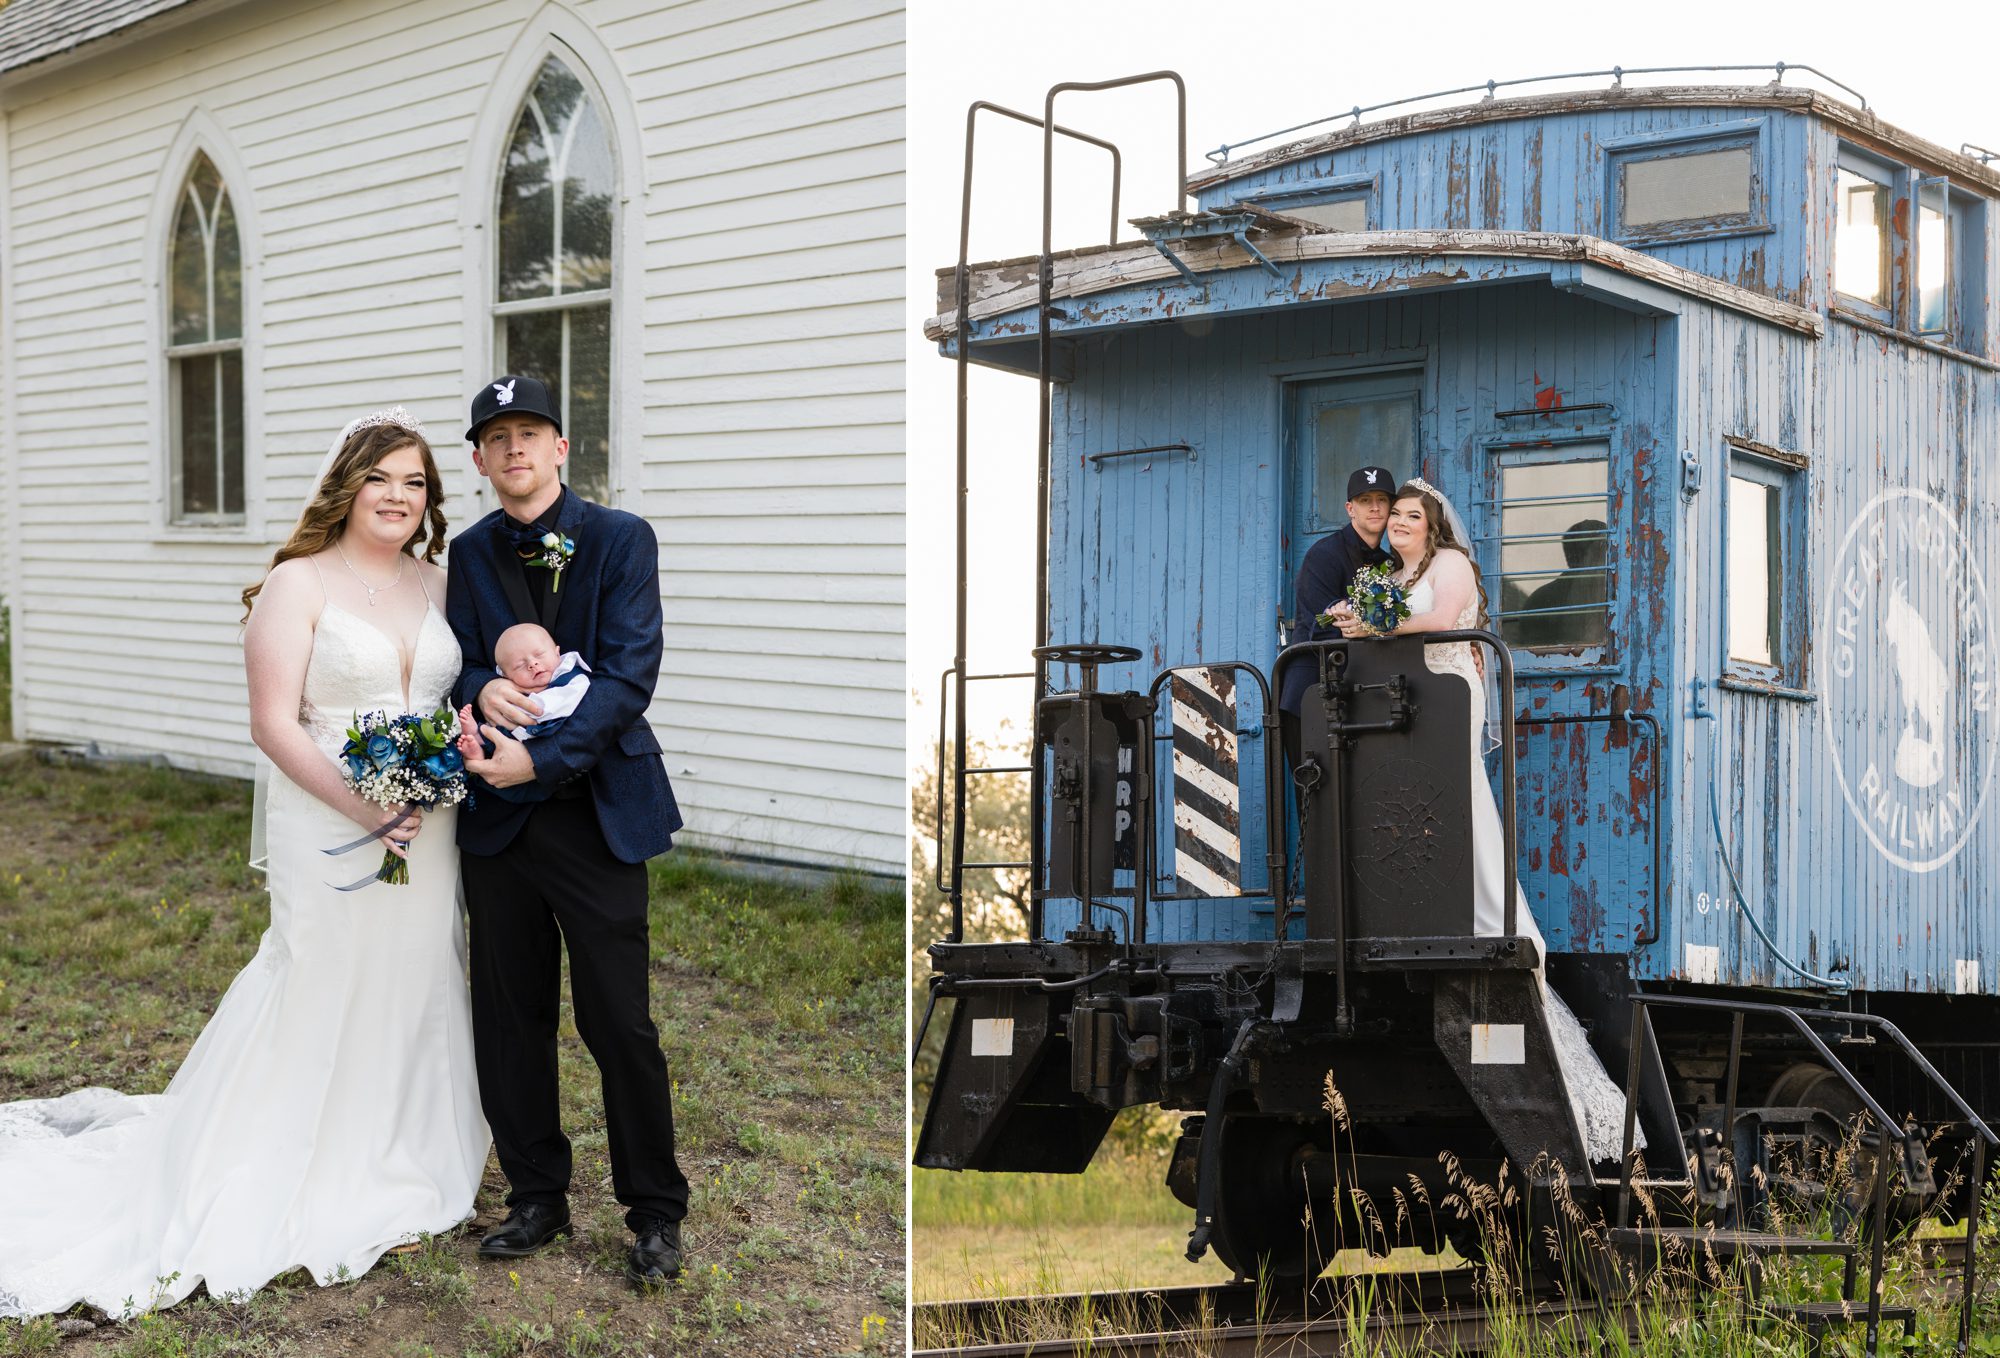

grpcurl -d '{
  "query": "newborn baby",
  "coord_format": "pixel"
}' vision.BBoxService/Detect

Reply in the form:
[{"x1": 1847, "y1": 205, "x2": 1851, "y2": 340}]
[{"x1": 466, "y1": 622, "x2": 592, "y2": 741}]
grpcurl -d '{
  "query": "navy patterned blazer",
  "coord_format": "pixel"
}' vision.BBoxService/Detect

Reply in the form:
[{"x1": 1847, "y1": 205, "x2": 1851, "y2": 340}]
[{"x1": 445, "y1": 488, "x2": 682, "y2": 863}]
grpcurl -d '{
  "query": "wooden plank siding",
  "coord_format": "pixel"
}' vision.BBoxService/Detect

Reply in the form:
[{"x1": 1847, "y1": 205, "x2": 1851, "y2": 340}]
[
  {"x1": 0, "y1": 0, "x2": 906, "y2": 875},
  {"x1": 1016, "y1": 93, "x2": 2000, "y2": 993}
]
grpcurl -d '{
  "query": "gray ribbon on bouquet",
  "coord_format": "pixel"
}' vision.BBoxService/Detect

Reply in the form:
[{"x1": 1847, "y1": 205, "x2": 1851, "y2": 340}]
[{"x1": 322, "y1": 805, "x2": 418, "y2": 891}]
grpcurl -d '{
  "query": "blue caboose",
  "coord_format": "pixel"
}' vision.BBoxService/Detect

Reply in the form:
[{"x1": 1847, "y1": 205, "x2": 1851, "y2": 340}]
[{"x1": 918, "y1": 71, "x2": 1999, "y2": 1308}]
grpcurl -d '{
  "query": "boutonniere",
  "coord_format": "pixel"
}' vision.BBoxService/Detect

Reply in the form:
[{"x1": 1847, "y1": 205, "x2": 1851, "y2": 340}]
[{"x1": 528, "y1": 531, "x2": 577, "y2": 591}]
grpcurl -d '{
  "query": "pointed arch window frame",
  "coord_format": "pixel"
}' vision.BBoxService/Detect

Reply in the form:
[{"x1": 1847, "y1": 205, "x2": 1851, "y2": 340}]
[
  {"x1": 464, "y1": 23, "x2": 643, "y2": 513},
  {"x1": 146, "y1": 113, "x2": 264, "y2": 541}
]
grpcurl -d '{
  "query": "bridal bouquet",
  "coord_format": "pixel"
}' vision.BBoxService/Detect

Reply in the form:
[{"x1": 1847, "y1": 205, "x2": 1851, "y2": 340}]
[
  {"x1": 330, "y1": 706, "x2": 470, "y2": 887},
  {"x1": 1328, "y1": 563, "x2": 1411, "y2": 637}
]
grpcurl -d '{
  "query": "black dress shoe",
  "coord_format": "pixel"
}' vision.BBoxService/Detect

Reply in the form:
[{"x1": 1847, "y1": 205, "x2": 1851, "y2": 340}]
[
  {"x1": 626, "y1": 1219, "x2": 684, "y2": 1285},
  {"x1": 478, "y1": 1202, "x2": 571, "y2": 1258}
]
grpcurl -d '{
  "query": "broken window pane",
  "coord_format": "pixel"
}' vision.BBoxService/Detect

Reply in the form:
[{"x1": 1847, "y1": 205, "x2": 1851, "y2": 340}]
[
  {"x1": 1836, "y1": 167, "x2": 1889, "y2": 308},
  {"x1": 1622, "y1": 145, "x2": 1753, "y2": 228},
  {"x1": 1495, "y1": 458, "x2": 1610, "y2": 651},
  {"x1": 1275, "y1": 196, "x2": 1368, "y2": 231}
]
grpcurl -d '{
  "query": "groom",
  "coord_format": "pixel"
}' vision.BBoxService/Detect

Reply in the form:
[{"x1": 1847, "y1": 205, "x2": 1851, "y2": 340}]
[{"x1": 446, "y1": 374, "x2": 690, "y2": 1286}]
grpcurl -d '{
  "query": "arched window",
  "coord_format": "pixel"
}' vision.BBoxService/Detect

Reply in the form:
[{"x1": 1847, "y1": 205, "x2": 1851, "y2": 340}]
[
  {"x1": 495, "y1": 56, "x2": 614, "y2": 502},
  {"x1": 167, "y1": 152, "x2": 243, "y2": 522}
]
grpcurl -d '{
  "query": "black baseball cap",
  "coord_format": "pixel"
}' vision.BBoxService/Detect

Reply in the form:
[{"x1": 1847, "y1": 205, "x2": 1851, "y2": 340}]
[
  {"x1": 1346, "y1": 466, "x2": 1396, "y2": 500},
  {"x1": 466, "y1": 374, "x2": 563, "y2": 443}
]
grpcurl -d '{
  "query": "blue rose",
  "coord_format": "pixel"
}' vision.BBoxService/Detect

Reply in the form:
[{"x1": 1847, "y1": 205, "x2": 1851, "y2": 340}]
[
  {"x1": 366, "y1": 733, "x2": 397, "y2": 768},
  {"x1": 422, "y1": 753, "x2": 451, "y2": 780},
  {"x1": 439, "y1": 745, "x2": 464, "y2": 774},
  {"x1": 345, "y1": 753, "x2": 369, "y2": 782}
]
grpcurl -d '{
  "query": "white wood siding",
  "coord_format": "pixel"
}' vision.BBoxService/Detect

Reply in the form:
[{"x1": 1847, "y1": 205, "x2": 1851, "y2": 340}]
[{"x1": 0, "y1": 0, "x2": 906, "y2": 874}]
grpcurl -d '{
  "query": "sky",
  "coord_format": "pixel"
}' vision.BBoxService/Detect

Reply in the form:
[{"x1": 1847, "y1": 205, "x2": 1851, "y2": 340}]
[{"x1": 903, "y1": 0, "x2": 1997, "y2": 770}]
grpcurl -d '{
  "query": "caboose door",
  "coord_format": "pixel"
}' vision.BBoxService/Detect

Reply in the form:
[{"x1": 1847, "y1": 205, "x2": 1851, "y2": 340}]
[{"x1": 1280, "y1": 371, "x2": 1420, "y2": 638}]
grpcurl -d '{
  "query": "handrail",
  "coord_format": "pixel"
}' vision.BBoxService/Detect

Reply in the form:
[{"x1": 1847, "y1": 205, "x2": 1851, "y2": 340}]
[
  {"x1": 932, "y1": 665, "x2": 1035, "y2": 941},
  {"x1": 1206, "y1": 63, "x2": 1868, "y2": 164},
  {"x1": 1032, "y1": 73, "x2": 1189, "y2": 945},
  {"x1": 950, "y1": 101, "x2": 1125, "y2": 950},
  {"x1": 1616, "y1": 993, "x2": 1996, "y2": 1355},
  {"x1": 1144, "y1": 661, "x2": 1287, "y2": 938}
]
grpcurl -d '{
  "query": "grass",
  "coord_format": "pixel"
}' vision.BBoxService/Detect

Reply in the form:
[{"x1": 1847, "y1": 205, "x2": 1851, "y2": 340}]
[
  {"x1": 0, "y1": 754, "x2": 905, "y2": 1357},
  {"x1": 913, "y1": 1087, "x2": 2000, "y2": 1356},
  {"x1": 914, "y1": 1147, "x2": 1234, "y2": 1299}
]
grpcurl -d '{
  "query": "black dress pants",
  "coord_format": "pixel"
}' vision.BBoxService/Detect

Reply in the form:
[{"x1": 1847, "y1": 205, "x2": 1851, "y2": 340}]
[{"x1": 463, "y1": 795, "x2": 689, "y2": 1230}]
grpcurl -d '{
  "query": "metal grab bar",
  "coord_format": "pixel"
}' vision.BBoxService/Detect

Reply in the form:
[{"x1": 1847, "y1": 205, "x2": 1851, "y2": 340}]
[
  {"x1": 1143, "y1": 662, "x2": 1287, "y2": 938},
  {"x1": 1206, "y1": 63, "x2": 1869, "y2": 163},
  {"x1": 932, "y1": 665, "x2": 1034, "y2": 940}
]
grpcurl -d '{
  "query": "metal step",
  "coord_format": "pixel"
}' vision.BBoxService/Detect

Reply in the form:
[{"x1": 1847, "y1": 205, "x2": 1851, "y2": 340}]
[{"x1": 1607, "y1": 1226, "x2": 1856, "y2": 1258}]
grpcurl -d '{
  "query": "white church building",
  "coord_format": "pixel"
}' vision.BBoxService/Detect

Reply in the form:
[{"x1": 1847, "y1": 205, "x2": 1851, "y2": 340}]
[{"x1": 0, "y1": 0, "x2": 905, "y2": 874}]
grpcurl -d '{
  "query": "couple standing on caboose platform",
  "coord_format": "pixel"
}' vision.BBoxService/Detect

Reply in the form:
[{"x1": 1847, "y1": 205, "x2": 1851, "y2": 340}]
[{"x1": 1278, "y1": 465, "x2": 1635, "y2": 1163}]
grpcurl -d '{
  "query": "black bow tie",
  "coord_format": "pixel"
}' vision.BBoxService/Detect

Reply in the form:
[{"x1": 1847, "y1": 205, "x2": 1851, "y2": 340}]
[{"x1": 505, "y1": 520, "x2": 556, "y2": 558}]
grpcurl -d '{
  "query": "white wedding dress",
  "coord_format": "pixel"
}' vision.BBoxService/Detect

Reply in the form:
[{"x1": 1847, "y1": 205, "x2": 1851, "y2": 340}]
[
  {"x1": 0, "y1": 596, "x2": 489, "y2": 1319},
  {"x1": 1408, "y1": 573, "x2": 1635, "y2": 1164}
]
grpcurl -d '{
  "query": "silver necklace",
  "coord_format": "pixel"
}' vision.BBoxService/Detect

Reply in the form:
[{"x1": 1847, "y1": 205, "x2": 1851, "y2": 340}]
[{"x1": 335, "y1": 546, "x2": 406, "y2": 607}]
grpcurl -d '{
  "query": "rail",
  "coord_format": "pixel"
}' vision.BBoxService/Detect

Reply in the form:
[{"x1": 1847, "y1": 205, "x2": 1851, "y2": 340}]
[
  {"x1": 943, "y1": 99, "x2": 1126, "y2": 949},
  {"x1": 1206, "y1": 63, "x2": 1869, "y2": 164}
]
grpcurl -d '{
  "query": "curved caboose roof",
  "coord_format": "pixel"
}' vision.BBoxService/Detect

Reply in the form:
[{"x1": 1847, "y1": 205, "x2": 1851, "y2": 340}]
[{"x1": 1188, "y1": 83, "x2": 2000, "y2": 198}]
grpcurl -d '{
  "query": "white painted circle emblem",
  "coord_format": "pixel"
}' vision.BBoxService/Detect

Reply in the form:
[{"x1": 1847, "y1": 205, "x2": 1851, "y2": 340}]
[{"x1": 1821, "y1": 489, "x2": 1996, "y2": 873}]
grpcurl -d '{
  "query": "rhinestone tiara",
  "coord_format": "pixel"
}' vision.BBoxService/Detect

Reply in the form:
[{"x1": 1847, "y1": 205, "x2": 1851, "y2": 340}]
[{"x1": 343, "y1": 405, "x2": 427, "y2": 440}]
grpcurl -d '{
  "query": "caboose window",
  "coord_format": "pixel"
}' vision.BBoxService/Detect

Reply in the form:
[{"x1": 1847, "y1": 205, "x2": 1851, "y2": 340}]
[
  {"x1": 1917, "y1": 179, "x2": 1951, "y2": 334},
  {"x1": 1249, "y1": 182, "x2": 1374, "y2": 232},
  {"x1": 1727, "y1": 476, "x2": 1779, "y2": 667},
  {"x1": 1723, "y1": 442, "x2": 1805, "y2": 689},
  {"x1": 1604, "y1": 123, "x2": 1765, "y2": 245},
  {"x1": 1491, "y1": 454, "x2": 1611, "y2": 654},
  {"x1": 1620, "y1": 146, "x2": 1754, "y2": 230},
  {"x1": 1835, "y1": 163, "x2": 1891, "y2": 311}
]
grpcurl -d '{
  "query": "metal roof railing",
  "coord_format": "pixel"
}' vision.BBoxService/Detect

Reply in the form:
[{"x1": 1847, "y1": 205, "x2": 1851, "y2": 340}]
[{"x1": 1205, "y1": 62, "x2": 1869, "y2": 165}]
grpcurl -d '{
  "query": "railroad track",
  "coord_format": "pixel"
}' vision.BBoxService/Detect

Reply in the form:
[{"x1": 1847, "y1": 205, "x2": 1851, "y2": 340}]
[
  {"x1": 911, "y1": 1267, "x2": 1618, "y2": 1357},
  {"x1": 913, "y1": 1235, "x2": 1981, "y2": 1356}
]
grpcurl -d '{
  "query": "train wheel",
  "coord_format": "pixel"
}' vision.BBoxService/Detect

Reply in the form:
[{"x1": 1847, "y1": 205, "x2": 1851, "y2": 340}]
[
  {"x1": 1764, "y1": 1064, "x2": 1925, "y2": 1232},
  {"x1": 1207, "y1": 1115, "x2": 1341, "y2": 1290}
]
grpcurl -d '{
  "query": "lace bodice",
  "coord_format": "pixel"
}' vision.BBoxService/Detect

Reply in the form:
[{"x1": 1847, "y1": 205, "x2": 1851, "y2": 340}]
[
  {"x1": 1404, "y1": 570, "x2": 1482, "y2": 694},
  {"x1": 298, "y1": 604, "x2": 462, "y2": 752}
]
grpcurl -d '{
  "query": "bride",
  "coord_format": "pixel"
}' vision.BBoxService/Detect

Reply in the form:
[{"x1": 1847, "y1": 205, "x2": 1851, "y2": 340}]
[
  {"x1": 1333, "y1": 476, "x2": 1633, "y2": 1163},
  {"x1": 0, "y1": 409, "x2": 489, "y2": 1318}
]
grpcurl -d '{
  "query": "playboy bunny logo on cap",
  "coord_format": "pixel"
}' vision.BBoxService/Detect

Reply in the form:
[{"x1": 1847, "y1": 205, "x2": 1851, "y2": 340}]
[
  {"x1": 466, "y1": 374, "x2": 563, "y2": 443},
  {"x1": 1346, "y1": 466, "x2": 1396, "y2": 500}
]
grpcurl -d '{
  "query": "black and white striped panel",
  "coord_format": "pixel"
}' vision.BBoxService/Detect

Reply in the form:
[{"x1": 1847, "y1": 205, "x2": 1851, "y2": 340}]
[{"x1": 1169, "y1": 667, "x2": 1242, "y2": 897}]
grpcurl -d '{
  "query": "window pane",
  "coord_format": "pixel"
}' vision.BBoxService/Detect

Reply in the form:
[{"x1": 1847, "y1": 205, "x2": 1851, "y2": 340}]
[
  {"x1": 212, "y1": 191, "x2": 241, "y2": 342},
  {"x1": 175, "y1": 355, "x2": 218, "y2": 516},
  {"x1": 220, "y1": 350, "x2": 244, "y2": 516},
  {"x1": 1836, "y1": 168, "x2": 1889, "y2": 307},
  {"x1": 1918, "y1": 183, "x2": 1949, "y2": 333},
  {"x1": 1728, "y1": 475, "x2": 1777, "y2": 666},
  {"x1": 499, "y1": 81, "x2": 558, "y2": 300},
  {"x1": 169, "y1": 180, "x2": 210, "y2": 345},
  {"x1": 499, "y1": 58, "x2": 614, "y2": 302},
  {"x1": 1312, "y1": 396, "x2": 1413, "y2": 528},
  {"x1": 566, "y1": 303, "x2": 611, "y2": 501},
  {"x1": 1496, "y1": 459, "x2": 1609, "y2": 650},
  {"x1": 1276, "y1": 197, "x2": 1368, "y2": 231},
  {"x1": 502, "y1": 307, "x2": 563, "y2": 403},
  {"x1": 560, "y1": 98, "x2": 615, "y2": 292},
  {"x1": 1622, "y1": 146, "x2": 1753, "y2": 228}
]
